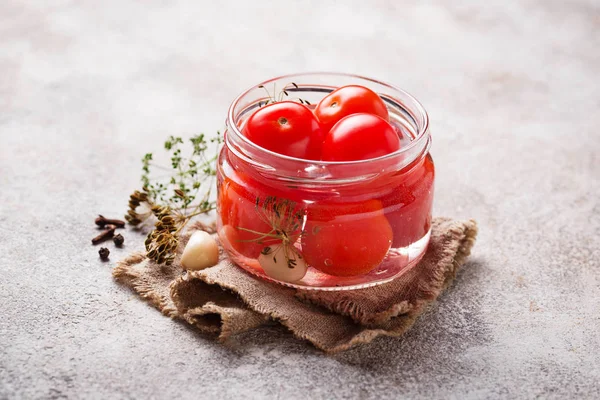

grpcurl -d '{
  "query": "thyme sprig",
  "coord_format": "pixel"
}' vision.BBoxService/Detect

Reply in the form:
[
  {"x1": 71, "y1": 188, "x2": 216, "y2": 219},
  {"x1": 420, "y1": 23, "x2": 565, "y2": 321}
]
[{"x1": 125, "y1": 132, "x2": 222, "y2": 265}]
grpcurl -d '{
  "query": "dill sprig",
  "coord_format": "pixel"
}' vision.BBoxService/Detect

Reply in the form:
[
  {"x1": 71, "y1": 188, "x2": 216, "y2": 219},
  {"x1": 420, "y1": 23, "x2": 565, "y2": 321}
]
[
  {"x1": 256, "y1": 82, "x2": 312, "y2": 108},
  {"x1": 238, "y1": 196, "x2": 306, "y2": 270},
  {"x1": 237, "y1": 196, "x2": 305, "y2": 245}
]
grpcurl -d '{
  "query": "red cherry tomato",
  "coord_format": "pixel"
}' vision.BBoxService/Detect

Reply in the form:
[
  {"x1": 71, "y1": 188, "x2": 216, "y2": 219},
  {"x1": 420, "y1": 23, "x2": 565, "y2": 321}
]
[
  {"x1": 218, "y1": 171, "x2": 305, "y2": 259},
  {"x1": 380, "y1": 154, "x2": 435, "y2": 248},
  {"x1": 321, "y1": 113, "x2": 401, "y2": 161},
  {"x1": 314, "y1": 85, "x2": 389, "y2": 133},
  {"x1": 241, "y1": 101, "x2": 324, "y2": 160},
  {"x1": 301, "y1": 200, "x2": 393, "y2": 277},
  {"x1": 217, "y1": 175, "x2": 272, "y2": 258}
]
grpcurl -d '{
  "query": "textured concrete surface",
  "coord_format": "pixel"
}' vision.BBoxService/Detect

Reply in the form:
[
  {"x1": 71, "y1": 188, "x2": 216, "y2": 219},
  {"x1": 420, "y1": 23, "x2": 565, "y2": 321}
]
[{"x1": 1, "y1": 1, "x2": 599, "y2": 399}]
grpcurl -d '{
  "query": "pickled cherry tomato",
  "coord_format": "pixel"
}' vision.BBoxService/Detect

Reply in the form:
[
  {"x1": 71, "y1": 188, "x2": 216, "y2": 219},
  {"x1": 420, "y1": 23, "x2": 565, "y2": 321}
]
[
  {"x1": 380, "y1": 154, "x2": 435, "y2": 248},
  {"x1": 241, "y1": 101, "x2": 323, "y2": 160},
  {"x1": 301, "y1": 200, "x2": 393, "y2": 276},
  {"x1": 218, "y1": 176, "x2": 273, "y2": 259},
  {"x1": 321, "y1": 113, "x2": 401, "y2": 161},
  {"x1": 314, "y1": 85, "x2": 389, "y2": 133},
  {"x1": 218, "y1": 169, "x2": 306, "y2": 259}
]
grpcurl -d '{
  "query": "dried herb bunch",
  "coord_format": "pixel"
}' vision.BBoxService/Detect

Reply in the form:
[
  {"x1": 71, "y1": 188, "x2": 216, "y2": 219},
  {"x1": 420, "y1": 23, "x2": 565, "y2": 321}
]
[{"x1": 126, "y1": 133, "x2": 222, "y2": 264}]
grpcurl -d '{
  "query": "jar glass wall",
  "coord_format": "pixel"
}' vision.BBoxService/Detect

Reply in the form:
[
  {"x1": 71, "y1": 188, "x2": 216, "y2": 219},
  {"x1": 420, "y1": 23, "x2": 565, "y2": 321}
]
[{"x1": 217, "y1": 73, "x2": 434, "y2": 290}]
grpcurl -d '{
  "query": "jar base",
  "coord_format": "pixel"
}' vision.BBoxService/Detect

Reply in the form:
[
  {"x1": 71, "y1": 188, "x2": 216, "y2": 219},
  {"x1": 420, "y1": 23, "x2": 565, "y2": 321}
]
[{"x1": 227, "y1": 229, "x2": 431, "y2": 291}]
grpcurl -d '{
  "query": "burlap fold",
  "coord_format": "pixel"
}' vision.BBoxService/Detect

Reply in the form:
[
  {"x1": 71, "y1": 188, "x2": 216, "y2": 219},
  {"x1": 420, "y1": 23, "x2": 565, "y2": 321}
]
[{"x1": 114, "y1": 217, "x2": 477, "y2": 352}]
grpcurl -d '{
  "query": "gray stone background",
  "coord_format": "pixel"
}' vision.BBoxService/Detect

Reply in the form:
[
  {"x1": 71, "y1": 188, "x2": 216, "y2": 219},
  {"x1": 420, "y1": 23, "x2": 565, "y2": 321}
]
[{"x1": 1, "y1": 1, "x2": 599, "y2": 399}]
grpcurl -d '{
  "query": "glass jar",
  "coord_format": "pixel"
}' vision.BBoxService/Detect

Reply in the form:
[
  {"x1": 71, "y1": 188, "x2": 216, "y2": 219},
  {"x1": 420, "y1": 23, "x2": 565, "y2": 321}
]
[{"x1": 217, "y1": 73, "x2": 434, "y2": 290}]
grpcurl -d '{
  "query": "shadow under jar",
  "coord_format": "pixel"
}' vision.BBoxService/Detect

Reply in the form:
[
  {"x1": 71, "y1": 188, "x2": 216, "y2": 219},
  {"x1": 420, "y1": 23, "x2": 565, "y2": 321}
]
[{"x1": 217, "y1": 73, "x2": 434, "y2": 291}]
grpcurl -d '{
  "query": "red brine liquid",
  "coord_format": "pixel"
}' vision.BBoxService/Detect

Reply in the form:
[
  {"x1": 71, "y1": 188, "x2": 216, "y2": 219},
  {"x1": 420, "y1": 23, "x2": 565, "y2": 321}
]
[{"x1": 217, "y1": 122, "x2": 434, "y2": 279}]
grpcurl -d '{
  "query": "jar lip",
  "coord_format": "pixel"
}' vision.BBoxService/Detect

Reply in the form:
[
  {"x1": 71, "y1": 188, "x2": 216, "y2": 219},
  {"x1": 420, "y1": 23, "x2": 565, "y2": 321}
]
[{"x1": 226, "y1": 71, "x2": 430, "y2": 166}]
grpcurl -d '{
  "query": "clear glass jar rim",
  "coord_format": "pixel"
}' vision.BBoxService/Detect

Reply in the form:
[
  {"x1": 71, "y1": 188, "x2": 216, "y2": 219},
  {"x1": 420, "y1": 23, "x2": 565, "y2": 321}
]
[{"x1": 226, "y1": 72, "x2": 430, "y2": 167}]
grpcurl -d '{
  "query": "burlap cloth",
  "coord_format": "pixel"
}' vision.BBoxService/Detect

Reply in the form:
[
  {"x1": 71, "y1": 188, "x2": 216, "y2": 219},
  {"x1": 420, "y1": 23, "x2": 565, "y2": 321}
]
[{"x1": 113, "y1": 217, "x2": 477, "y2": 353}]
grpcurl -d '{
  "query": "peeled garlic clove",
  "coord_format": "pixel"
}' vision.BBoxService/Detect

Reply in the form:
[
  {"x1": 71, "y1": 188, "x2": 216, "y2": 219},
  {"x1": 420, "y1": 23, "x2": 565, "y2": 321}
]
[
  {"x1": 258, "y1": 244, "x2": 307, "y2": 283},
  {"x1": 181, "y1": 231, "x2": 219, "y2": 271}
]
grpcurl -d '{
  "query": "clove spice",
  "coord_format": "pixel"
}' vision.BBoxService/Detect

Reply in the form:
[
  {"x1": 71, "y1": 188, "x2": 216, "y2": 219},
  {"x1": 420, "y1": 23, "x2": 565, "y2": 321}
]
[
  {"x1": 99, "y1": 247, "x2": 110, "y2": 260},
  {"x1": 113, "y1": 233, "x2": 124, "y2": 247},
  {"x1": 95, "y1": 215, "x2": 125, "y2": 228},
  {"x1": 92, "y1": 224, "x2": 117, "y2": 245}
]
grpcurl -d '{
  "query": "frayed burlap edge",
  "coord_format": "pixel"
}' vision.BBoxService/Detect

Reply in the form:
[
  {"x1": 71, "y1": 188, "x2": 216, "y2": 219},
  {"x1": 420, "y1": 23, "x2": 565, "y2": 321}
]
[
  {"x1": 114, "y1": 221, "x2": 268, "y2": 340},
  {"x1": 113, "y1": 253, "x2": 179, "y2": 318}
]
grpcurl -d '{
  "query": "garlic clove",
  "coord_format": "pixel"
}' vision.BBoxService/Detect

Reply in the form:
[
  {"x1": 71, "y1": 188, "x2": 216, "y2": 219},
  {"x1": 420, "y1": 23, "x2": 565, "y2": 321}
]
[
  {"x1": 258, "y1": 244, "x2": 307, "y2": 283},
  {"x1": 181, "y1": 231, "x2": 219, "y2": 271}
]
